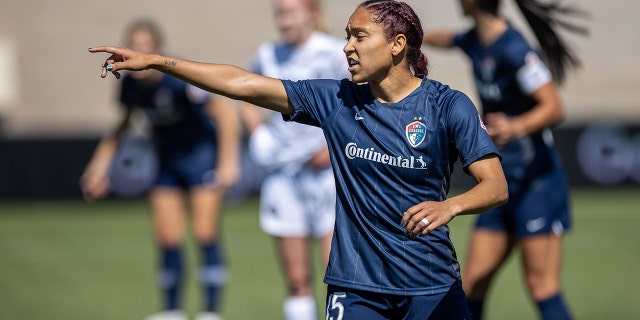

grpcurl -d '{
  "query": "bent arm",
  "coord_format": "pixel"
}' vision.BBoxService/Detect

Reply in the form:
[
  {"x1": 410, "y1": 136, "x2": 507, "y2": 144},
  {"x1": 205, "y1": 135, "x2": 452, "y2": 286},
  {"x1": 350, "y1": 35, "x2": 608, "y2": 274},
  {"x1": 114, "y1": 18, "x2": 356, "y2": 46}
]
[
  {"x1": 80, "y1": 108, "x2": 133, "y2": 201},
  {"x1": 208, "y1": 96, "x2": 241, "y2": 188},
  {"x1": 401, "y1": 154, "x2": 507, "y2": 237},
  {"x1": 512, "y1": 81, "x2": 565, "y2": 135},
  {"x1": 485, "y1": 82, "x2": 564, "y2": 146},
  {"x1": 90, "y1": 46, "x2": 294, "y2": 114},
  {"x1": 445, "y1": 154, "x2": 508, "y2": 216}
]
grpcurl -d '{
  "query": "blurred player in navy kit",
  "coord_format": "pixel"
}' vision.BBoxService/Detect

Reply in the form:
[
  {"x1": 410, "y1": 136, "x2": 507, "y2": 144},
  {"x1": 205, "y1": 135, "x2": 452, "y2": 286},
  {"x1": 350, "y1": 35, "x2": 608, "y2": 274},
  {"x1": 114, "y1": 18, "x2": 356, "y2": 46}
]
[
  {"x1": 82, "y1": 20, "x2": 240, "y2": 320},
  {"x1": 423, "y1": 0, "x2": 587, "y2": 319},
  {"x1": 241, "y1": 0, "x2": 350, "y2": 319},
  {"x1": 89, "y1": 1, "x2": 508, "y2": 318}
]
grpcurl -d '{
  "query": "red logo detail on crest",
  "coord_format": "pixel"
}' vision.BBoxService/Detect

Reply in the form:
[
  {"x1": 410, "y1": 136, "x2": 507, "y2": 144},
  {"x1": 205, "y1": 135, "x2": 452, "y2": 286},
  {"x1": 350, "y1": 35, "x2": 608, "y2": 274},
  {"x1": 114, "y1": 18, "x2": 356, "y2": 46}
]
[
  {"x1": 478, "y1": 115, "x2": 487, "y2": 131},
  {"x1": 405, "y1": 121, "x2": 426, "y2": 148}
]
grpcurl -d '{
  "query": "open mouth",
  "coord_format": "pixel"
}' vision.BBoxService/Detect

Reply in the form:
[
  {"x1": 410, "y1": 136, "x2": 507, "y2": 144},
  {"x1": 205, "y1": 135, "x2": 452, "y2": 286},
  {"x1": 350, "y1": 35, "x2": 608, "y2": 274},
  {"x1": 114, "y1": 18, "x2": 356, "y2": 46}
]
[{"x1": 347, "y1": 58, "x2": 359, "y2": 71}]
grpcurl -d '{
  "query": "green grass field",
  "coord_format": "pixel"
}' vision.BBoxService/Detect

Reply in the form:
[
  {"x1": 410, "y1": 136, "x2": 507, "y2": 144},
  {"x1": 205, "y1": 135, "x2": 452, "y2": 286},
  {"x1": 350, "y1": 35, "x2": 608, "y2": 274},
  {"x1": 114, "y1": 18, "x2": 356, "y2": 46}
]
[{"x1": 0, "y1": 188, "x2": 639, "y2": 319}]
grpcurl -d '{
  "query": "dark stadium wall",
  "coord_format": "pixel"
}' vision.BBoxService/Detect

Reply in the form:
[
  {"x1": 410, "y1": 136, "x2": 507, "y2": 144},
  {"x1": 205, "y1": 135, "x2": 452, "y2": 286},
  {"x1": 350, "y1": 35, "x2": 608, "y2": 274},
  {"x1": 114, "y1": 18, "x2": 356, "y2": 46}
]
[
  {"x1": 0, "y1": 138, "x2": 96, "y2": 199},
  {"x1": 453, "y1": 123, "x2": 640, "y2": 189},
  {"x1": 0, "y1": 123, "x2": 639, "y2": 200}
]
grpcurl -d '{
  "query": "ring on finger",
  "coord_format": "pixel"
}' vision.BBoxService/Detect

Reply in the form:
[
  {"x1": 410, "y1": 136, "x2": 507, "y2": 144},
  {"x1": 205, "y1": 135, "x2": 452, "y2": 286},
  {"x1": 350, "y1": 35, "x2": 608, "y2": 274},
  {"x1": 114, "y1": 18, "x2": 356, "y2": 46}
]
[{"x1": 421, "y1": 217, "x2": 430, "y2": 227}]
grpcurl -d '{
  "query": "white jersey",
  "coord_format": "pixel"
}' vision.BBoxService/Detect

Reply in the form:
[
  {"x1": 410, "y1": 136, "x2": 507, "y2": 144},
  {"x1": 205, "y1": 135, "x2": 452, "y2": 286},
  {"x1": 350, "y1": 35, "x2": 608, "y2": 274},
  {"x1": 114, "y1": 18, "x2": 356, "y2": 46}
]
[
  {"x1": 249, "y1": 32, "x2": 350, "y2": 174},
  {"x1": 248, "y1": 32, "x2": 349, "y2": 237}
]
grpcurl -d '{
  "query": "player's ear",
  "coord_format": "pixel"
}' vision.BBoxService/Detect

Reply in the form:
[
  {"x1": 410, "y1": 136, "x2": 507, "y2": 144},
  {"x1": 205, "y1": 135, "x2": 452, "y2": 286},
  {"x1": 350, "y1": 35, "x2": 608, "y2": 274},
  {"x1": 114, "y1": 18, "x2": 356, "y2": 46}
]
[{"x1": 390, "y1": 34, "x2": 407, "y2": 57}]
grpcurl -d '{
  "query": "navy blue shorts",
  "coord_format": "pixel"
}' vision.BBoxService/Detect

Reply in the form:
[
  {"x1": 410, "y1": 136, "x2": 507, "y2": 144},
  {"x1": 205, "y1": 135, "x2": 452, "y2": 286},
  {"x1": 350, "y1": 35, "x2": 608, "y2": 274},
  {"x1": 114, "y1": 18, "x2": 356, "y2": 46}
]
[
  {"x1": 475, "y1": 167, "x2": 571, "y2": 238},
  {"x1": 325, "y1": 280, "x2": 470, "y2": 320},
  {"x1": 155, "y1": 142, "x2": 217, "y2": 189}
]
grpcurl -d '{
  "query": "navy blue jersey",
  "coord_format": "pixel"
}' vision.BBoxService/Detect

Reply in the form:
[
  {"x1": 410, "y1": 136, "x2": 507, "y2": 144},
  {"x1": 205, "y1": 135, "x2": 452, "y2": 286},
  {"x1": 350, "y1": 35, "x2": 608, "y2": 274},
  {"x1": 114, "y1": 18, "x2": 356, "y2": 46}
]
[
  {"x1": 282, "y1": 76, "x2": 498, "y2": 295},
  {"x1": 453, "y1": 25, "x2": 550, "y2": 116},
  {"x1": 454, "y1": 26, "x2": 560, "y2": 183},
  {"x1": 120, "y1": 74, "x2": 217, "y2": 156}
]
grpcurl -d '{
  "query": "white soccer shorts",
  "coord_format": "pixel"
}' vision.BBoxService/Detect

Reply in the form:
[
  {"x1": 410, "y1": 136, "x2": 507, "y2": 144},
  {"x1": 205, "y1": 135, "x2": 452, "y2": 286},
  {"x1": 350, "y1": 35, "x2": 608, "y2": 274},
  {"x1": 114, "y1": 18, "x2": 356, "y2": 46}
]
[{"x1": 259, "y1": 168, "x2": 336, "y2": 238}]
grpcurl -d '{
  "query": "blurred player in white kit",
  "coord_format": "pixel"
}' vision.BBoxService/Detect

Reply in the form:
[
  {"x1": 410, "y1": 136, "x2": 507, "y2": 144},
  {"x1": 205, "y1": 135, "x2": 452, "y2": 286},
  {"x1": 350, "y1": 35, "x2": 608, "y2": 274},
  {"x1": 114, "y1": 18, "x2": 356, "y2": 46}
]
[{"x1": 241, "y1": 0, "x2": 350, "y2": 319}]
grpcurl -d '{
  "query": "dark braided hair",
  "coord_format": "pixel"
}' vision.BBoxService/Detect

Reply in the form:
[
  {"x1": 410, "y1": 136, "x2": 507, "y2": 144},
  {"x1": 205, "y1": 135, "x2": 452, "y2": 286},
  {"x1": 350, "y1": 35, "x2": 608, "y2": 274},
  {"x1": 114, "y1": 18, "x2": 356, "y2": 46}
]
[
  {"x1": 359, "y1": 0, "x2": 429, "y2": 76},
  {"x1": 476, "y1": 0, "x2": 588, "y2": 84}
]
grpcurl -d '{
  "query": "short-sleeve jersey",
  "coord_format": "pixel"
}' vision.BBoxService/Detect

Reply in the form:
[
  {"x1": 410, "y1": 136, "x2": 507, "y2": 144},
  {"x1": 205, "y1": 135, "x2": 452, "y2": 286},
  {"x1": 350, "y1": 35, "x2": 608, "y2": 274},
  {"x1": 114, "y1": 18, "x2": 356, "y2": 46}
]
[
  {"x1": 119, "y1": 74, "x2": 217, "y2": 156},
  {"x1": 282, "y1": 76, "x2": 499, "y2": 295},
  {"x1": 454, "y1": 26, "x2": 558, "y2": 183},
  {"x1": 248, "y1": 32, "x2": 350, "y2": 172}
]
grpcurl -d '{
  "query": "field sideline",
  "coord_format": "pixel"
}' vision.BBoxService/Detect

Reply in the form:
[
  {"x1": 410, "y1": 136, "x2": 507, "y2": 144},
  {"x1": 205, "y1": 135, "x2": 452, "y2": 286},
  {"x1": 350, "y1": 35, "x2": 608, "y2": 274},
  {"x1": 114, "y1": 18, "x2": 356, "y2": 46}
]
[{"x1": 0, "y1": 188, "x2": 639, "y2": 319}]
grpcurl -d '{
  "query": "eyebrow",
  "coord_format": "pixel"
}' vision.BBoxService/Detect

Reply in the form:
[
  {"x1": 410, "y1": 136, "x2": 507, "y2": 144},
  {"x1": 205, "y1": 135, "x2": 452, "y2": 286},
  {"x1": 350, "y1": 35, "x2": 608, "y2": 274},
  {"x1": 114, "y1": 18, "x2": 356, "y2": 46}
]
[{"x1": 345, "y1": 26, "x2": 368, "y2": 34}]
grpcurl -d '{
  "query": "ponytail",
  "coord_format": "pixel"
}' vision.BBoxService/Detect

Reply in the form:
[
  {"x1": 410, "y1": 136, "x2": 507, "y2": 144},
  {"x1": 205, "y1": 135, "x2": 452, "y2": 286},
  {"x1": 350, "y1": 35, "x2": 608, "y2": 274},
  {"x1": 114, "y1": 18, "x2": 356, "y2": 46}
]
[
  {"x1": 414, "y1": 51, "x2": 429, "y2": 76},
  {"x1": 514, "y1": 0, "x2": 588, "y2": 84}
]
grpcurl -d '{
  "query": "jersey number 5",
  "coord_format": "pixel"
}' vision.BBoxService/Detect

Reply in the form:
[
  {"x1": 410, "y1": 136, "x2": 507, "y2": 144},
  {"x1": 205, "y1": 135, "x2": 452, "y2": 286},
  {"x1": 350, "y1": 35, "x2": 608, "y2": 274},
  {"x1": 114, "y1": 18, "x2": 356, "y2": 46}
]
[{"x1": 326, "y1": 292, "x2": 346, "y2": 320}]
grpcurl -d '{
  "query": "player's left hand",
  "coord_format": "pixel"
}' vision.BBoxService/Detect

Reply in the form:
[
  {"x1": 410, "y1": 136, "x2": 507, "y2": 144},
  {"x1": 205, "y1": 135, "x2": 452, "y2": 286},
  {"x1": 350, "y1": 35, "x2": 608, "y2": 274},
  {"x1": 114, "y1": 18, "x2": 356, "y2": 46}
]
[
  {"x1": 213, "y1": 164, "x2": 240, "y2": 190},
  {"x1": 80, "y1": 170, "x2": 110, "y2": 202},
  {"x1": 485, "y1": 112, "x2": 518, "y2": 147},
  {"x1": 306, "y1": 145, "x2": 331, "y2": 170},
  {"x1": 401, "y1": 200, "x2": 456, "y2": 238}
]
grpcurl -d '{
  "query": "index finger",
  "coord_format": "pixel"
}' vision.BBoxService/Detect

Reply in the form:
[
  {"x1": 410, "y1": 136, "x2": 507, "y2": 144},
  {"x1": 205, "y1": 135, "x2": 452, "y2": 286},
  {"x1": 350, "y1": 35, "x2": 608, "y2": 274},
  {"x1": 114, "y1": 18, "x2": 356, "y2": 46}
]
[{"x1": 88, "y1": 46, "x2": 124, "y2": 55}]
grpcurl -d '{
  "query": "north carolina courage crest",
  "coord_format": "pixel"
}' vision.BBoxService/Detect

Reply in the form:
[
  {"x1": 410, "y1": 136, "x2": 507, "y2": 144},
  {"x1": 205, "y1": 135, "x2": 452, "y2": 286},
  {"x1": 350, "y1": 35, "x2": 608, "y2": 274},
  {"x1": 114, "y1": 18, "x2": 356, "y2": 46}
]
[{"x1": 405, "y1": 119, "x2": 426, "y2": 148}]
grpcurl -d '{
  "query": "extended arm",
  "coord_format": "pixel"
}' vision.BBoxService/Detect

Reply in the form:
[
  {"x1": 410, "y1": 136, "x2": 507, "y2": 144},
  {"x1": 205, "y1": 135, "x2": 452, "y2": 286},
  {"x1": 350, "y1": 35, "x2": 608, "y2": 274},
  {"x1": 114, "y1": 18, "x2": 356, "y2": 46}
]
[
  {"x1": 422, "y1": 30, "x2": 456, "y2": 48},
  {"x1": 89, "y1": 46, "x2": 294, "y2": 114}
]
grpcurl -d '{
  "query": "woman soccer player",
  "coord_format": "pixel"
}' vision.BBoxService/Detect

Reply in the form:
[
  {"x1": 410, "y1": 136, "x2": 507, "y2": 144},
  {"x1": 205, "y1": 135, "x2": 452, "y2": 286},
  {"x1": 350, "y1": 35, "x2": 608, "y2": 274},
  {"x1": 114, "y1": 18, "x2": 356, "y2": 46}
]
[
  {"x1": 423, "y1": 0, "x2": 587, "y2": 319},
  {"x1": 89, "y1": 1, "x2": 507, "y2": 318},
  {"x1": 240, "y1": 0, "x2": 350, "y2": 319},
  {"x1": 82, "y1": 20, "x2": 240, "y2": 320}
]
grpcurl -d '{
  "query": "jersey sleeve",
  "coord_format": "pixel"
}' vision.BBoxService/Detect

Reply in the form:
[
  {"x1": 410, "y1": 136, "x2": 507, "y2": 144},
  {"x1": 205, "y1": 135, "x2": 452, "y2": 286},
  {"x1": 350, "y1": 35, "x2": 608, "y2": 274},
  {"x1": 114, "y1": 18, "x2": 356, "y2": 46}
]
[
  {"x1": 445, "y1": 91, "x2": 500, "y2": 170},
  {"x1": 281, "y1": 79, "x2": 344, "y2": 127},
  {"x1": 452, "y1": 29, "x2": 475, "y2": 56},
  {"x1": 514, "y1": 51, "x2": 552, "y2": 94}
]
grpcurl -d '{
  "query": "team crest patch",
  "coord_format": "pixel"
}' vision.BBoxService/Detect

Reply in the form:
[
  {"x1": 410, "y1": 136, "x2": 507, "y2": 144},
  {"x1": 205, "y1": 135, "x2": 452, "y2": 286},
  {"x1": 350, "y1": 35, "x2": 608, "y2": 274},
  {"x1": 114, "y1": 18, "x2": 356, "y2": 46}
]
[
  {"x1": 406, "y1": 120, "x2": 426, "y2": 148},
  {"x1": 481, "y1": 57, "x2": 496, "y2": 82}
]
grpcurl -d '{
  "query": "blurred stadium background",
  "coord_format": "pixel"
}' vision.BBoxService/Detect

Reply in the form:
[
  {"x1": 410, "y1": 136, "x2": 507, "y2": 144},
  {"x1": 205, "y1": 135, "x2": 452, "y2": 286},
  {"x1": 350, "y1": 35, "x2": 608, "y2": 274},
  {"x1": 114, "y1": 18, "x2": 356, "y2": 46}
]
[{"x1": 0, "y1": 0, "x2": 638, "y2": 319}]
